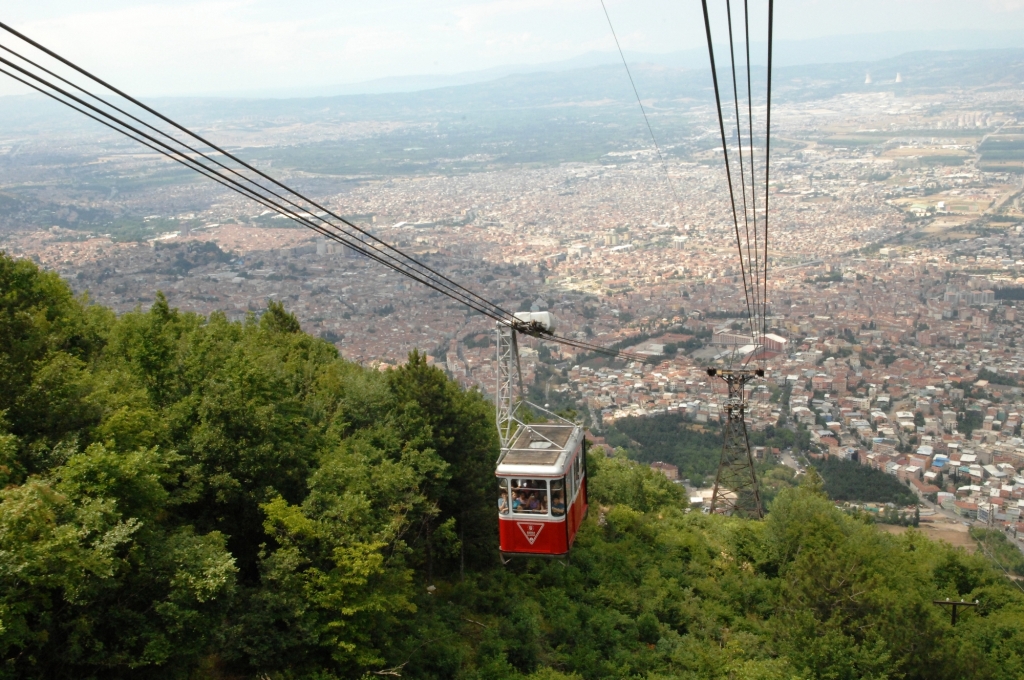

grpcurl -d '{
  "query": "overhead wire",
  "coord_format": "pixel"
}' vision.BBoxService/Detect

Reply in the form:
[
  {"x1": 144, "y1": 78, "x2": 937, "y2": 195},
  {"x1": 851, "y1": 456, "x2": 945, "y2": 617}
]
[
  {"x1": 0, "y1": 56, "x2": 506, "y2": 323},
  {"x1": 544, "y1": 334, "x2": 646, "y2": 364},
  {"x1": 0, "y1": 20, "x2": 515, "y2": 326},
  {"x1": 598, "y1": 0, "x2": 685, "y2": 212},
  {"x1": 724, "y1": 0, "x2": 760, "y2": 347},
  {"x1": 700, "y1": 0, "x2": 757, "y2": 349},
  {"x1": 702, "y1": 1, "x2": 775, "y2": 377},
  {"x1": 742, "y1": 0, "x2": 764, "y2": 360},
  {"x1": 976, "y1": 530, "x2": 1024, "y2": 597},
  {"x1": 0, "y1": 23, "x2": 651, "y2": 365},
  {"x1": 762, "y1": 0, "x2": 774, "y2": 346}
]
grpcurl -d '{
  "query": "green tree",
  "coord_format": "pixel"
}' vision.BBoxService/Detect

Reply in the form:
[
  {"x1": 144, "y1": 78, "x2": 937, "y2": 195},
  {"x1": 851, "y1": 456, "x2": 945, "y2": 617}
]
[
  {"x1": 587, "y1": 448, "x2": 684, "y2": 512},
  {"x1": 7, "y1": 253, "x2": 1024, "y2": 679},
  {"x1": 385, "y1": 350, "x2": 500, "y2": 573},
  {"x1": 0, "y1": 255, "x2": 109, "y2": 467},
  {"x1": 0, "y1": 443, "x2": 236, "y2": 678}
]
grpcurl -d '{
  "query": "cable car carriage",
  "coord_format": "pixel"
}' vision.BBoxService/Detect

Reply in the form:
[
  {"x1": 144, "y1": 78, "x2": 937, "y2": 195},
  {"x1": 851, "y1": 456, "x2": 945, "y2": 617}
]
[{"x1": 495, "y1": 312, "x2": 588, "y2": 560}]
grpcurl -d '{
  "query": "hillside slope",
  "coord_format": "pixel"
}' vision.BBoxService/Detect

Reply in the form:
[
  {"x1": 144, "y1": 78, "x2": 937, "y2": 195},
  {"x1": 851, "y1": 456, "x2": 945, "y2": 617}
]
[{"x1": 2, "y1": 251, "x2": 1024, "y2": 679}]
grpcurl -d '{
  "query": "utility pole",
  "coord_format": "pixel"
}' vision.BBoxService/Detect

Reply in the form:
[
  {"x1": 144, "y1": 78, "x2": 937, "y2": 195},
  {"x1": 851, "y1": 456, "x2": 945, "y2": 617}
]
[
  {"x1": 933, "y1": 599, "x2": 978, "y2": 625},
  {"x1": 708, "y1": 368, "x2": 764, "y2": 518}
]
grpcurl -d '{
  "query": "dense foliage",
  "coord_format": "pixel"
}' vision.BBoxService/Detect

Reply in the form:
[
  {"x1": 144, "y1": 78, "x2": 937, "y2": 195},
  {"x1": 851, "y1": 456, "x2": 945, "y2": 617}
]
[
  {"x1": 994, "y1": 286, "x2": 1024, "y2": 301},
  {"x1": 5, "y1": 252, "x2": 1024, "y2": 679},
  {"x1": 959, "y1": 408, "x2": 985, "y2": 437},
  {"x1": 977, "y1": 367, "x2": 1018, "y2": 387},
  {"x1": 612, "y1": 412, "x2": 809, "y2": 487},
  {"x1": 0, "y1": 253, "x2": 497, "y2": 678},
  {"x1": 816, "y1": 457, "x2": 918, "y2": 505},
  {"x1": 971, "y1": 527, "x2": 1024, "y2": 577},
  {"x1": 612, "y1": 413, "x2": 722, "y2": 483}
]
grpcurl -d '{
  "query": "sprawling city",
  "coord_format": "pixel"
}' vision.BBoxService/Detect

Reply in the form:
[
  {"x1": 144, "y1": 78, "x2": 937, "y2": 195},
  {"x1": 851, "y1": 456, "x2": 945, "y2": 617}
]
[{"x1": 4, "y1": 5, "x2": 1024, "y2": 676}]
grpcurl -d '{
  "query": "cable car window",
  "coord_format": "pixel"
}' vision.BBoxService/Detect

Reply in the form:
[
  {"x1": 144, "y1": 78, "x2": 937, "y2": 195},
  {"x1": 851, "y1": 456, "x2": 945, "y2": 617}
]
[
  {"x1": 573, "y1": 454, "x2": 581, "y2": 487},
  {"x1": 497, "y1": 478, "x2": 510, "y2": 515},
  {"x1": 550, "y1": 479, "x2": 566, "y2": 516},
  {"x1": 511, "y1": 479, "x2": 548, "y2": 514}
]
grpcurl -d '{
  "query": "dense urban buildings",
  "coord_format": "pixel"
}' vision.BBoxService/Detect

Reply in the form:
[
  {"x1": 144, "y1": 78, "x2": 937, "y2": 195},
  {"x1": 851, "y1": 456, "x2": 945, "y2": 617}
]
[{"x1": 3, "y1": 62, "x2": 1024, "y2": 525}]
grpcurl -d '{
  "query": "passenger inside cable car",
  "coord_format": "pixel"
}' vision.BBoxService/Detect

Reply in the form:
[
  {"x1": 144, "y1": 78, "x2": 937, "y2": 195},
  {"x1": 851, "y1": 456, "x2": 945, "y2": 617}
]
[
  {"x1": 550, "y1": 479, "x2": 566, "y2": 517},
  {"x1": 495, "y1": 422, "x2": 587, "y2": 558}
]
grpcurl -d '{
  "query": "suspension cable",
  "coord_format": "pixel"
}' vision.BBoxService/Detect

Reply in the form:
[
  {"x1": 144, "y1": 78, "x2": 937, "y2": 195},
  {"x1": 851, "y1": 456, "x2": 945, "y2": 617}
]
[
  {"x1": 724, "y1": 0, "x2": 759, "y2": 344},
  {"x1": 762, "y1": 0, "x2": 774, "y2": 344},
  {"x1": 700, "y1": 0, "x2": 757, "y2": 347},
  {"x1": 0, "y1": 41, "x2": 502, "y2": 319},
  {"x1": 0, "y1": 60, "x2": 508, "y2": 322},
  {"x1": 599, "y1": 0, "x2": 685, "y2": 212},
  {"x1": 742, "y1": 0, "x2": 763, "y2": 356},
  {"x1": 0, "y1": 21, "x2": 516, "y2": 325},
  {"x1": 0, "y1": 22, "x2": 660, "y2": 366}
]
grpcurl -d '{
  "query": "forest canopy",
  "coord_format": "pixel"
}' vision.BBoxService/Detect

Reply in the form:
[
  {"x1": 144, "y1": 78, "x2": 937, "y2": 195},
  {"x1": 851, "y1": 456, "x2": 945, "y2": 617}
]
[
  {"x1": 611, "y1": 411, "x2": 810, "y2": 487},
  {"x1": 4, "y1": 251, "x2": 1024, "y2": 680},
  {"x1": 816, "y1": 456, "x2": 919, "y2": 505}
]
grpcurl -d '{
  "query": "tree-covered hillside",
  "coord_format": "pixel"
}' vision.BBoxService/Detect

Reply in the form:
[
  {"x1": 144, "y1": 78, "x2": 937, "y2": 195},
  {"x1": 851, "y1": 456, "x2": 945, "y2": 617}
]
[
  {"x1": 817, "y1": 456, "x2": 918, "y2": 505},
  {"x1": 611, "y1": 413, "x2": 722, "y2": 482},
  {"x1": 4, "y1": 251, "x2": 1024, "y2": 680},
  {"x1": 611, "y1": 411, "x2": 809, "y2": 488}
]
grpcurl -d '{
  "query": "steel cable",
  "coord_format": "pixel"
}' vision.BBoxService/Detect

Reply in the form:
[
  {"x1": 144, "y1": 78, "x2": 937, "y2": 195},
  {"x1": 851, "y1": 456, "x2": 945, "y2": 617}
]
[
  {"x1": 724, "y1": 0, "x2": 760, "y2": 344},
  {"x1": 762, "y1": 0, "x2": 774, "y2": 345},
  {"x1": 598, "y1": 0, "x2": 685, "y2": 212},
  {"x1": 0, "y1": 21, "x2": 517, "y2": 326},
  {"x1": 700, "y1": 0, "x2": 757, "y2": 348},
  {"x1": 742, "y1": 0, "x2": 764, "y2": 357},
  {"x1": 0, "y1": 60, "x2": 509, "y2": 322},
  {"x1": 0, "y1": 23, "x2": 659, "y2": 365}
]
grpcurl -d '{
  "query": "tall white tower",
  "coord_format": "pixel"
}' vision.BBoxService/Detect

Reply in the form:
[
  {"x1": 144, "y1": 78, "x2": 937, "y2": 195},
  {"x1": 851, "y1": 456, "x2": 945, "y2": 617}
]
[
  {"x1": 895, "y1": 72, "x2": 903, "y2": 83},
  {"x1": 864, "y1": 72, "x2": 873, "y2": 85}
]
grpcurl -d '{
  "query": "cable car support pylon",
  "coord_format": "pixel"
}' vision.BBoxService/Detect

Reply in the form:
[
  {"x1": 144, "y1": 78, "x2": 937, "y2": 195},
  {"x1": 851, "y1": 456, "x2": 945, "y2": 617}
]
[
  {"x1": 707, "y1": 367, "x2": 763, "y2": 518},
  {"x1": 601, "y1": 0, "x2": 776, "y2": 518},
  {"x1": 699, "y1": 0, "x2": 775, "y2": 518}
]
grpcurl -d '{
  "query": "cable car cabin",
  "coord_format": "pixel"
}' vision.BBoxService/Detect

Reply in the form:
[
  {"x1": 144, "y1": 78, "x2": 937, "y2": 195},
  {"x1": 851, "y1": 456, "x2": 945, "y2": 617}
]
[{"x1": 496, "y1": 422, "x2": 588, "y2": 559}]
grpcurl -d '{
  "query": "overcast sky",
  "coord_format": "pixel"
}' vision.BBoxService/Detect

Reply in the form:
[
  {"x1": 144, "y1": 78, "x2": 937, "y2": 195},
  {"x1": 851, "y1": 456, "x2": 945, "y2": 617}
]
[{"x1": 2, "y1": 0, "x2": 1024, "y2": 97}]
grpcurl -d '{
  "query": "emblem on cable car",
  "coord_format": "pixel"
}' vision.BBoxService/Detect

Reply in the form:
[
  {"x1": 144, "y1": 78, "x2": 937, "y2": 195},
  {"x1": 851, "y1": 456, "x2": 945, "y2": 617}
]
[{"x1": 517, "y1": 522, "x2": 544, "y2": 545}]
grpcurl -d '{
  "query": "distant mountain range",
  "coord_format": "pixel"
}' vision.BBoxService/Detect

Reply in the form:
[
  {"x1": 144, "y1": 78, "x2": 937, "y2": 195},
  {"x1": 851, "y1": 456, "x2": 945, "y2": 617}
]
[
  {"x1": 216, "y1": 29, "x2": 1024, "y2": 99},
  {"x1": 155, "y1": 47, "x2": 1024, "y2": 123},
  {"x1": 1, "y1": 44, "x2": 1022, "y2": 175}
]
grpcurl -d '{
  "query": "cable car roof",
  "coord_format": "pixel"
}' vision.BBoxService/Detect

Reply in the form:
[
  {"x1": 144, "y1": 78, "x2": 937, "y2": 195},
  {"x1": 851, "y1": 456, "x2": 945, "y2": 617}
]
[{"x1": 497, "y1": 423, "x2": 583, "y2": 477}]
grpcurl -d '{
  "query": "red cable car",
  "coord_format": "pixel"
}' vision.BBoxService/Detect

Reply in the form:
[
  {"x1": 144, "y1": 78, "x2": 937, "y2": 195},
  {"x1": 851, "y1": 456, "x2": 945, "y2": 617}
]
[
  {"x1": 496, "y1": 422, "x2": 588, "y2": 559},
  {"x1": 494, "y1": 312, "x2": 588, "y2": 560}
]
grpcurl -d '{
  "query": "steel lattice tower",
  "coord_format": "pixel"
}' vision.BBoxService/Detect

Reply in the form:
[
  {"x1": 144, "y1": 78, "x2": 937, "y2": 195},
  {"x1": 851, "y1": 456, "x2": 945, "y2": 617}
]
[{"x1": 708, "y1": 368, "x2": 763, "y2": 518}]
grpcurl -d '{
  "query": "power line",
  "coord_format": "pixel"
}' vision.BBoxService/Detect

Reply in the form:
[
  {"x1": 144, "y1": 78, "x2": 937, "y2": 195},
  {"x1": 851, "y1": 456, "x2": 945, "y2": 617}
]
[
  {"x1": 700, "y1": 0, "x2": 757, "y2": 343},
  {"x1": 0, "y1": 21, "x2": 515, "y2": 326},
  {"x1": 0, "y1": 55, "x2": 506, "y2": 323},
  {"x1": 598, "y1": 0, "x2": 685, "y2": 212},
  {"x1": 976, "y1": 530, "x2": 1024, "y2": 597},
  {"x1": 0, "y1": 25, "x2": 652, "y2": 365}
]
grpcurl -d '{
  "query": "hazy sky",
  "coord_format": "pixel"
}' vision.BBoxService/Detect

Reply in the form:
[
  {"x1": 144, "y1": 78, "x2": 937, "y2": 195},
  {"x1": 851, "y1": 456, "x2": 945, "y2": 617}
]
[{"x1": 2, "y1": 0, "x2": 1024, "y2": 96}]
